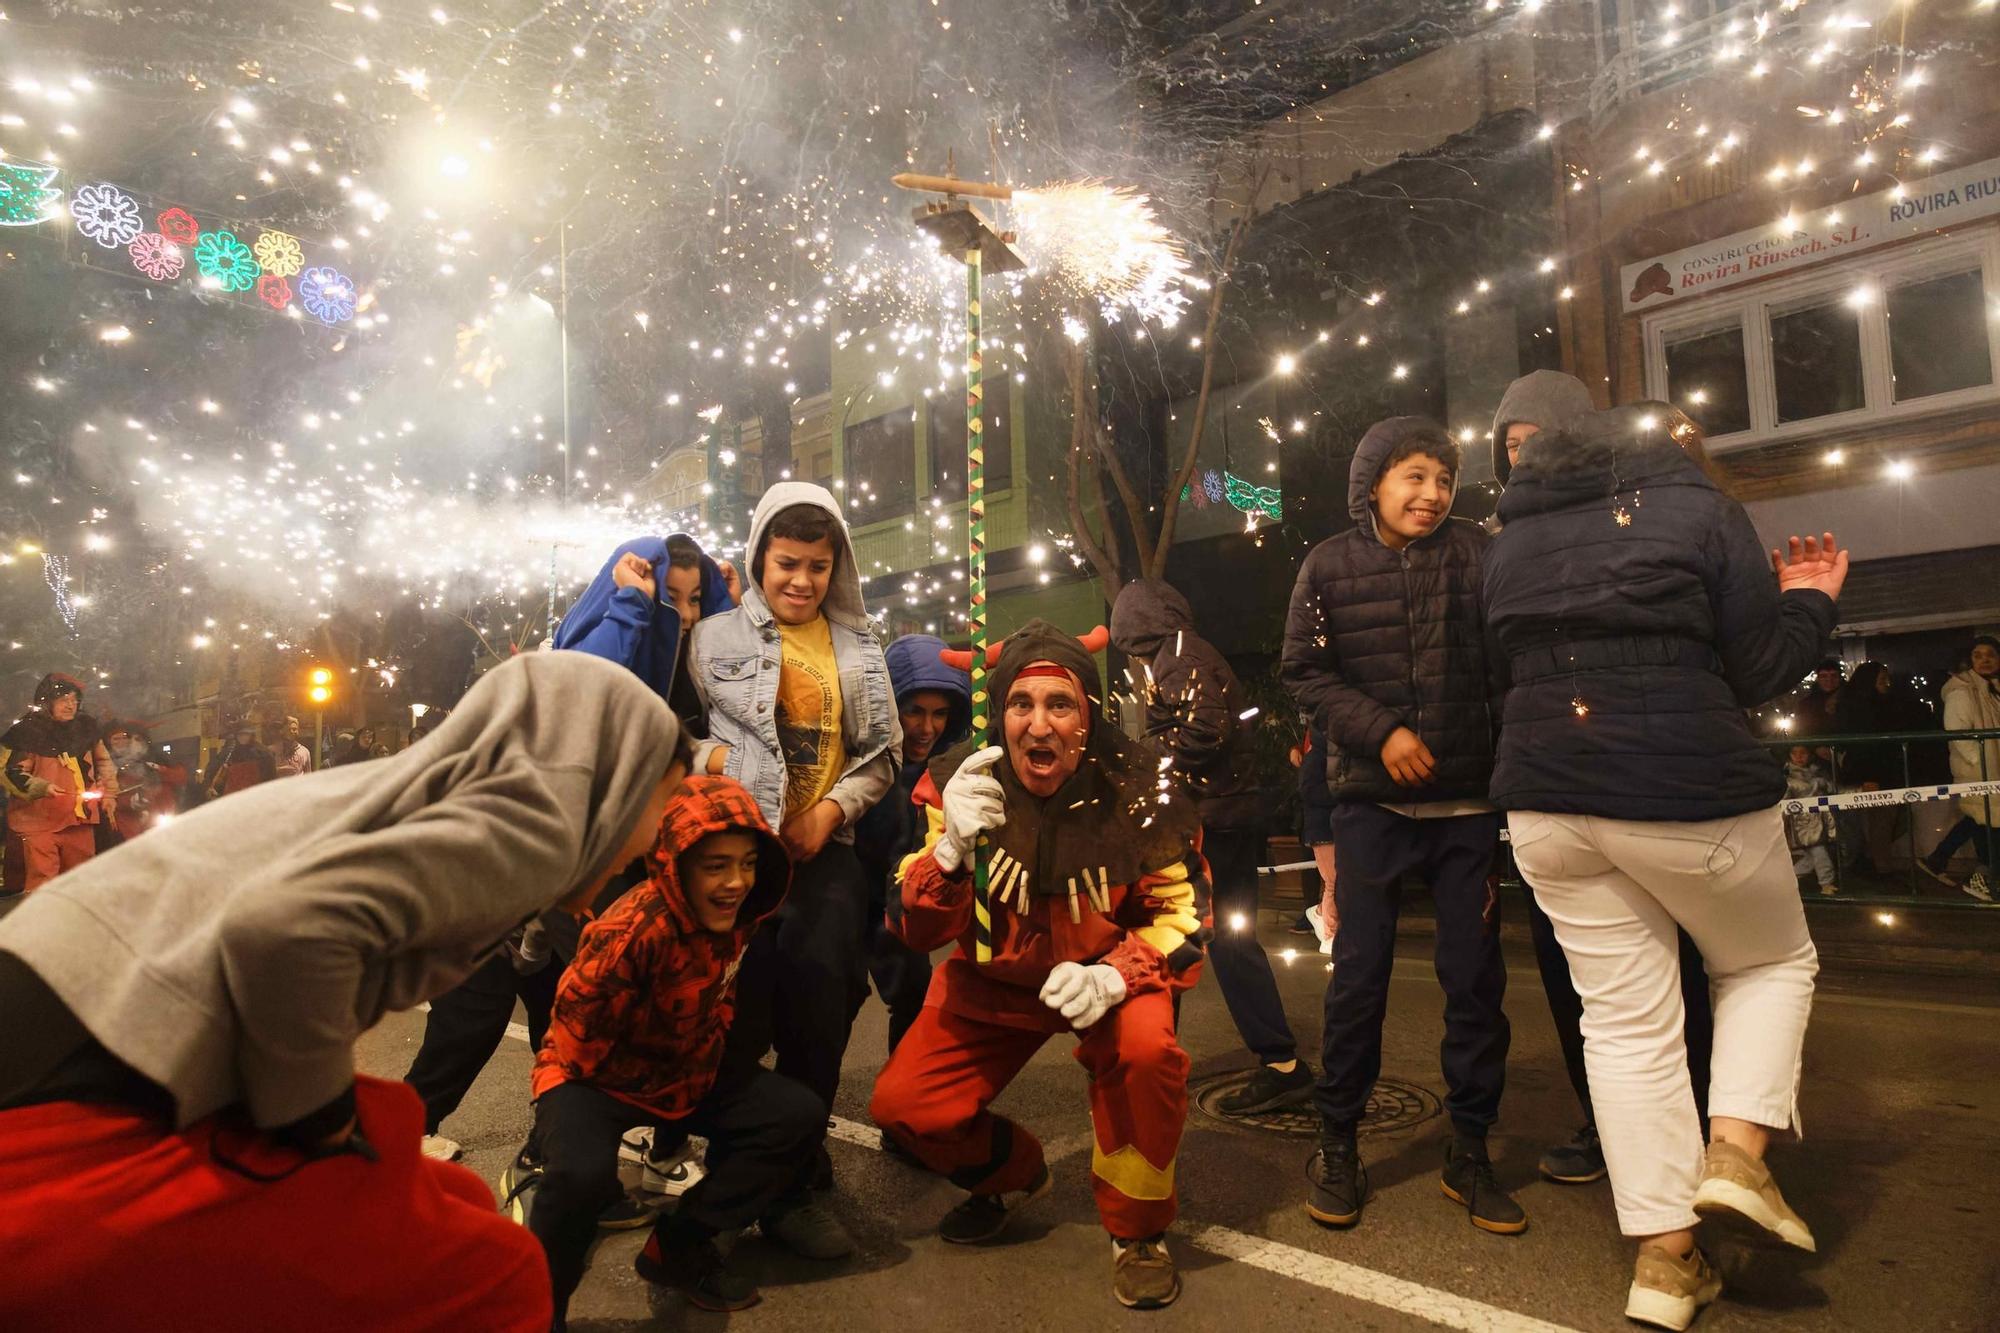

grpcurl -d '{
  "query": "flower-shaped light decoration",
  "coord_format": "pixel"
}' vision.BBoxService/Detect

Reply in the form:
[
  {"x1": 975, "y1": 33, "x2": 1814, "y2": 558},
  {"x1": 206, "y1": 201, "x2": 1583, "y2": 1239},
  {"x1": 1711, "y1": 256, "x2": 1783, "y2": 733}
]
[
  {"x1": 1202, "y1": 468, "x2": 1226, "y2": 503},
  {"x1": 253, "y1": 229, "x2": 305, "y2": 279},
  {"x1": 256, "y1": 273, "x2": 293, "y2": 310},
  {"x1": 128, "y1": 233, "x2": 185, "y2": 282},
  {"x1": 298, "y1": 265, "x2": 357, "y2": 324},
  {"x1": 156, "y1": 207, "x2": 200, "y2": 245},
  {"x1": 194, "y1": 229, "x2": 262, "y2": 292},
  {"x1": 70, "y1": 182, "x2": 143, "y2": 249}
]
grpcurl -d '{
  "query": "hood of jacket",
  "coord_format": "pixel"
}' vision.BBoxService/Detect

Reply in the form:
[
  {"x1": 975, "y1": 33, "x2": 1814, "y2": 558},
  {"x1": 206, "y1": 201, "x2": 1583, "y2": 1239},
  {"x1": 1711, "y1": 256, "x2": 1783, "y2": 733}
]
[
  {"x1": 554, "y1": 535, "x2": 732, "y2": 693},
  {"x1": 743, "y1": 481, "x2": 869, "y2": 632},
  {"x1": 1347, "y1": 415, "x2": 1454, "y2": 532},
  {"x1": 645, "y1": 774, "x2": 788, "y2": 937},
  {"x1": 884, "y1": 634, "x2": 972, "y2": 751},
  {"x1": 1491, "y1": 370, "x2": 1595, "y2": 485},
  {"x1": 1109, "y1": 578, "x2": 1195, "y2": 662},
  {"x1": 0, "y1": 650, "x2": 683, "y2": 1128},
  {"x1": 1494, "y1": 402, "x2": 1714, "y2": 526}
]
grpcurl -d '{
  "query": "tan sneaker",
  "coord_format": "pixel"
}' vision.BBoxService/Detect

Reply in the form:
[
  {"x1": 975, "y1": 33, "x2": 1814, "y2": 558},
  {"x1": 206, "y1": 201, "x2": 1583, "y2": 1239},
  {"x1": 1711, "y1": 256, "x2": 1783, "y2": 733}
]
[
  {"x1": 1625, "y1": 1244, "x2": 1722, "y2": 1330},
  {"x1": 1692, "y1": 1141, "x2": 1816, "y2": 1251},
  {"x1": 1111, "y1": 1236, "x2": 1181, "y2": 1309}
]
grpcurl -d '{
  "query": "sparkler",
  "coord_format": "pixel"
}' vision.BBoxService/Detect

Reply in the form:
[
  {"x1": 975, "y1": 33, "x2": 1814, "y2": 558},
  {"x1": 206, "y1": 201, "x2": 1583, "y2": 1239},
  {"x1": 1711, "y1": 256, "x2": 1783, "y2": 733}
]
[{"x1": 1010, "y1": 180, "x2": 1190, "y2": 326}]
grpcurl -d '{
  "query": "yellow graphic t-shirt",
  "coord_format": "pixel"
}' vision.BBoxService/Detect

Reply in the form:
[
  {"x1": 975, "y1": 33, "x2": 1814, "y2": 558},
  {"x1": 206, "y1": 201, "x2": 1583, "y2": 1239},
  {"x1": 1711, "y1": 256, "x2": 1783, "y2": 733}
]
[{"x1": 775, "y1": 615, "x2": 847, "y2": 819}]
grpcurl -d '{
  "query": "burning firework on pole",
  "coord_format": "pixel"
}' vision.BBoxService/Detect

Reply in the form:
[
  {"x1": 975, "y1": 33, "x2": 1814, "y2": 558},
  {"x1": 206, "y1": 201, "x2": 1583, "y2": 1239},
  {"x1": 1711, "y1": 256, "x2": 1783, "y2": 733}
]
[{"x1": 893, "y1": 162, "x2": 1024, "y2": 966}]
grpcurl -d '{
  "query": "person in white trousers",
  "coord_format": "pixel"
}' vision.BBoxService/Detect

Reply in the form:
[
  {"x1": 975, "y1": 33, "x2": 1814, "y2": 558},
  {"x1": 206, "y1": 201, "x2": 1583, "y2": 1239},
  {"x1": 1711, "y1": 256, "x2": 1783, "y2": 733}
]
[{"x1": 1480, "y1": 404, "x2": 1848, "y2": 1331}]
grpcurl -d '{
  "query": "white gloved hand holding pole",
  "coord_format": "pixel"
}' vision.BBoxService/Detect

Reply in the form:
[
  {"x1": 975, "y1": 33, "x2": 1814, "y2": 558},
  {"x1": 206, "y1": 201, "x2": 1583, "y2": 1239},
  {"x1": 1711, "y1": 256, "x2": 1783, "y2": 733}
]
[
  {"x1": 1039, "y1": 960, "x2": 1127, "y2": 1030},
  {"x1": 935, "y1": 745, "x2": 1006, "y2": 874}
]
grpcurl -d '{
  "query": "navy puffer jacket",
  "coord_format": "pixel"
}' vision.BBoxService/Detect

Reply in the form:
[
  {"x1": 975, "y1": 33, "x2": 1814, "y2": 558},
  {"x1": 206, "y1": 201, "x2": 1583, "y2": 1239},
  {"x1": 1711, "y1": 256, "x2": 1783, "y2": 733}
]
[
  {"x1": 1280, "y1": 417, "x2": 1496, "y2": 804},
  {"x1": 1482, "y1": 405, "x2": 1837, "y2": 821}
]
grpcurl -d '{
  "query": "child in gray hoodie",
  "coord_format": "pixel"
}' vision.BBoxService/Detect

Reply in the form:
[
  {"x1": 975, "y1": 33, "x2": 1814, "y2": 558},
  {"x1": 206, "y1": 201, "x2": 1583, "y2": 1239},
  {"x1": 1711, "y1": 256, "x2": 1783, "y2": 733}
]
[{"x1": 0, "y1": 651, "x2": 688, "y2": 1333}]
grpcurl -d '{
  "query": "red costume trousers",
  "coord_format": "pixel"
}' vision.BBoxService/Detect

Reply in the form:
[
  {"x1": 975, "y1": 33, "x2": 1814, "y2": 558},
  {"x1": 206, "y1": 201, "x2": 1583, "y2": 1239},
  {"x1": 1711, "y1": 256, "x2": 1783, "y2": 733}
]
[
  {"x1": 0, "y1": 1075, "x2": 550, "y2": 1332},
  {"x1": 8, "y1": 825, "x2": 95, "y2": 893},
  {"x1": 869, "y1": 987, "x2": 1189, "y2": 1240}
]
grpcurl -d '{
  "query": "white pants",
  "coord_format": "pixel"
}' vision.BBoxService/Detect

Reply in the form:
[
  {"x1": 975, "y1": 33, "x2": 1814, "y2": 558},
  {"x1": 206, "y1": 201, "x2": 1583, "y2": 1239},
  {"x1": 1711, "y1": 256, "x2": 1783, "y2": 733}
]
[
  {"x1": 1791, "y1": 843, "x2": 1835, "y2": 889},
  {"x1": 1508, "y1": 806, "x2": 1817, "y2": 1236}
]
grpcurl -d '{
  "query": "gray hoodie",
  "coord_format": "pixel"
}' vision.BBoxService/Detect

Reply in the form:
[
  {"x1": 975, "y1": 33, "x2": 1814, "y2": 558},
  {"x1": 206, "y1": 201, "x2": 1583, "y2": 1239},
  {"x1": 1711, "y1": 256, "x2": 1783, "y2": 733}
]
[
  {"x1": 0, "y1": 651, "x2": 680, "y2": 1129},
  {"x1": 1489, "y1": 369, "x2": 1596, "y2": 486}
]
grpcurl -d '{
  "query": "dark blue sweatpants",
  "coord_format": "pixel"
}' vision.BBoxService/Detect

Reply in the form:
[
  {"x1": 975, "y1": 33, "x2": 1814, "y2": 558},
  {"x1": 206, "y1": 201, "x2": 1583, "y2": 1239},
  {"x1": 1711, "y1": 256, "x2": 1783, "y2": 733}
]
[{"x1": 1316, "y1": 803, "x2": 1509, "y2": 1139}]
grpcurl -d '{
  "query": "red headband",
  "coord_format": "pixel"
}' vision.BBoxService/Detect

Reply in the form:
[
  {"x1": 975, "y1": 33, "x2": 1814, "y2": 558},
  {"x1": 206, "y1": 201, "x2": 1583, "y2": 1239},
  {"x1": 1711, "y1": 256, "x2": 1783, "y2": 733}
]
[{"x1": 1014, "y1": 662, "x2": 1077, "y2": 684}]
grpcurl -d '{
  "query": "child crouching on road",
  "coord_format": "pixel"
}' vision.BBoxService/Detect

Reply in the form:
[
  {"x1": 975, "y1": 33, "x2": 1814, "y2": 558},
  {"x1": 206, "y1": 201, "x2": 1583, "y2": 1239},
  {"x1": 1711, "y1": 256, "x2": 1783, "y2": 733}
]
[{"x1": 522, "y1": 775, "x2": 828, "y2": 1322}]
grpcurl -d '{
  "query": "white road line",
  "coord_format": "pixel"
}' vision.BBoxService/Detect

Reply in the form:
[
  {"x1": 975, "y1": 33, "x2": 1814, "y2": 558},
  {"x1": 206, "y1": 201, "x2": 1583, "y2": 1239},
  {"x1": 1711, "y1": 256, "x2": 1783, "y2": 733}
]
[
  {"x1": 826, "y1": 1115, "x2": 1581, "y2": 1333},
  {"x1": 1179, "y1": 1224, "x2": 1587, "y2": 1333}
]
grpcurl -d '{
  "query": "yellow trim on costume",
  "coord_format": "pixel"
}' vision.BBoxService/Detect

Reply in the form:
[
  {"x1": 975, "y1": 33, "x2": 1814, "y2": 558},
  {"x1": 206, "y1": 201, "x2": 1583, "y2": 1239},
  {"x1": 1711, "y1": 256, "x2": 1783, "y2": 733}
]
[
  {"x1": 1091, "y1": 1139, "x2": 1177, "y2": 1201},
  {"x1": 0, "y1": 745, "x2": 25, "y2": 800},
  {"x1": 1130, "y1": 857, "x2": 1200, "y2": 959},
  {"x1": 897, "y1": 804, "x2": 949, "y2": 887}
]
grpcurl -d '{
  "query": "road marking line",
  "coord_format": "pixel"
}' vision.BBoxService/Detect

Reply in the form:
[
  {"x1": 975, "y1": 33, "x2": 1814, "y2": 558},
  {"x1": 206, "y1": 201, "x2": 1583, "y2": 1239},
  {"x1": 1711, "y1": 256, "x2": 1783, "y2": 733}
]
[
  {"x1": 1179, "y1": 1224, "x2": 1587, "y2": 1333},
  {"x1": 827, "y1": 1115, "x2": 1580, "y2": 1332}
]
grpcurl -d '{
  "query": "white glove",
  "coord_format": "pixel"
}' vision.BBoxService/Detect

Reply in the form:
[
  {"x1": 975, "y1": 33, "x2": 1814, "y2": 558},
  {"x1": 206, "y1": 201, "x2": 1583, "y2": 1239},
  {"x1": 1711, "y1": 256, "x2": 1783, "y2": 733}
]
[
  {"x1": 1039, "y1": 961, "x2": 1127, "y2": 1030},
  {"x1": 935, "y1": 745, "x2": 1006, "y2": 874}
]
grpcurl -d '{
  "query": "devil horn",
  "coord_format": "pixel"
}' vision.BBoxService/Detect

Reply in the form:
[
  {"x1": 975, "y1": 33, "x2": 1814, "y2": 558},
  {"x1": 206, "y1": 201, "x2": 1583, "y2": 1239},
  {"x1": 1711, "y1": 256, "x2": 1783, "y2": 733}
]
[
  {"x1": 1077, "y1": 625, "x2": 1110, "y2": 654},
  {"x1": 938, "y1": 647, "x2": 976, "y2": 671}
]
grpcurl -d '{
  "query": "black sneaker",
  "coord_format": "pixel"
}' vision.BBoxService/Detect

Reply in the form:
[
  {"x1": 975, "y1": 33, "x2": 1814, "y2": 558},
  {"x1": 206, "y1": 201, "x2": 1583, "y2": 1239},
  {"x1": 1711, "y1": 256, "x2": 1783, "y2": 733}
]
[
  {"x1": 759, "y1": 1196, "x2": 856, "y2": 1260},
  {"x1": 597, "y1": 1191, "x2": 662, "y2": 1231},
  {"x1": 1287, "y1": 913, "x2": 1315, "y2": 936},
  {"x1": 938, "y1": 1164, "x2": 1052, "y2": 1244},
  {"x1": 1441, "y1": 1138, "x2": 1527, "y2": 1235},
  {"x1": 1538, "y1": 1124, "x2": 1607, "y2": 1185},
  {"x1": 1219, "y1": 1063, "x2": 1314, "y2": 1116},
  {"x1": 635, "y1": 1230, "x2": 760, "y2": 1312},
  {"x1": 1304, "y1": 1134, "x2": 1367, "y2": 1228}
]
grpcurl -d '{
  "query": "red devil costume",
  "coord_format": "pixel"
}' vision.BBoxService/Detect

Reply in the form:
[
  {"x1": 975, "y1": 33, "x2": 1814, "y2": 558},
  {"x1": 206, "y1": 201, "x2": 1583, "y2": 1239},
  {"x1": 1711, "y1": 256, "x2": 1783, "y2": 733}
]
[{"x1": 868, "y1": 620, "x2": 1209, "y2": 1245}]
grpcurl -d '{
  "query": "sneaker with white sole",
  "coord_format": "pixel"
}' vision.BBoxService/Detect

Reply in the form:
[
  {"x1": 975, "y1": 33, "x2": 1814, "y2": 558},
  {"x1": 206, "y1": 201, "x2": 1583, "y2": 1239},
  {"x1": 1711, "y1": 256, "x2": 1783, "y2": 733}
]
[
  {"x1": 1625, "y1": 1243, "x2": 1722, "y2": 1331},
  {"x1": 420, "y1": 1134, "x2": 462, "y2": 1163},
  {"x1": 498, "y1": 1155, "x2": 543, "y2": 1226},
  {"x1": 618, "y1": 1127, "x2": 654, "y2": 1165},
  {"x1": 1692, "y1": 1141, "x2": 1815, "y2": 1251},
  {"x1": 642, "y1": 1139, "x2": 707, "y2": 1198},
  {"x1": 1962, "y1": 869, "x2": 1994, "y2": 903}
]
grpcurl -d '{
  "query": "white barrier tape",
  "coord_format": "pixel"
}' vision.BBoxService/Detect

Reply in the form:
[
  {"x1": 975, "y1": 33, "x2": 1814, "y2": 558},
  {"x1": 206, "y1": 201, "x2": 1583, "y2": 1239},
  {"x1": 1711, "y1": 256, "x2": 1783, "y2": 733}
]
[
  {"x1": 1782, "y1": 779, "x2": 2000, "y2": 813},
  {"x1": 1255, "y1": 779, "x2": 2000, "y2": 875}
]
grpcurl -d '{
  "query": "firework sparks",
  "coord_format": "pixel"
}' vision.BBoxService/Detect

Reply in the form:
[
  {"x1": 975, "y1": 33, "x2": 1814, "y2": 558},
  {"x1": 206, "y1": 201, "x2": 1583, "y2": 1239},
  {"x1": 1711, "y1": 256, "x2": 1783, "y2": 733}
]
[{"x1": 1011, "y1": 181, "x2": 1190, "y2": 326}]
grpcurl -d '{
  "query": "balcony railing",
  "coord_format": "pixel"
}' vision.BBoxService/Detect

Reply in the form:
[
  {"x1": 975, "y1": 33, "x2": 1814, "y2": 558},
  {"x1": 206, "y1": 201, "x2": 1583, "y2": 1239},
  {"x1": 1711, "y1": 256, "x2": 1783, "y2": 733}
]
[{"x1": 1589, "y1": 2, "x2": 1812, "y2": 123}]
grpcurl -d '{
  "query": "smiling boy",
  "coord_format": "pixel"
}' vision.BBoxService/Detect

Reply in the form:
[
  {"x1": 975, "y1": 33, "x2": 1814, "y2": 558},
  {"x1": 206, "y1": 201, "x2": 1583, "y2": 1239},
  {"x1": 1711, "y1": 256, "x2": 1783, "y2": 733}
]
[
  {"x1": 525, "y1": 775, "x2": 821, "y2": 1320},
  {"x1": 687, "y1": 483, "x2": 899, "y2": 1252},
  {"x1": 1281, "y1": 416, "x2": 1519, "y2": 1237}
]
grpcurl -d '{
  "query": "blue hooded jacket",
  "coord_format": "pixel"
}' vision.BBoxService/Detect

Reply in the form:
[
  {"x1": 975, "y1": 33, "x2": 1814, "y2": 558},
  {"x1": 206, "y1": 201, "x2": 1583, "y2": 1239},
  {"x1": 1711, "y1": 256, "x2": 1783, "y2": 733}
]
[
  {"x1": 554, "y1": 536, "x2": 734, "y2": 710},
  {"x1": 855, "y1": 634, "x2": 972, "y2": 903}
]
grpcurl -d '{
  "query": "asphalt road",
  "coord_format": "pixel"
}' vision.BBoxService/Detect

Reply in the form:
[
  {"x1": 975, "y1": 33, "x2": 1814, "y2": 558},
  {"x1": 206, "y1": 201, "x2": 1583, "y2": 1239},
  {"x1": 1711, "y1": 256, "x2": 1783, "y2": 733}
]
[{"x1": 353, "y1": 911, "x2": 2000, "y2": 1332}]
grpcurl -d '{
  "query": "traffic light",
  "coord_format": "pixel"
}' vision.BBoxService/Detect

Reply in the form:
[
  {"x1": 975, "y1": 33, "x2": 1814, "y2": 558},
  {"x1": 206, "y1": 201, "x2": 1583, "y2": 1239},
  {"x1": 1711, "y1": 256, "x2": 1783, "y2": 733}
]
[{"x1": 308, "y1": 667, "x2": 333, "y2": 705}]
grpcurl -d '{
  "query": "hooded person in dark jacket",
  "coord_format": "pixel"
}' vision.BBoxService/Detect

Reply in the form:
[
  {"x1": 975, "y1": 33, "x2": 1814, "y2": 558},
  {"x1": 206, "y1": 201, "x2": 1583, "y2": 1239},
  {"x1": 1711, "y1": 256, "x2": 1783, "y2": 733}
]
[
  {"x1": 0, "y1": 651, "x2": 687, "y2": 1333},
  {"x1": 1484, "y1": 375, "x2": 1712, "y2": 1195},
  {"x1": 852, "y1": 634, "x2": 970, "y2": 1052},
  {"x1": 1484, "y1": 404, "x2": 1846, "y2": 1327},
  {"x1": 1280, "y1": 416, "x2": 1519, "y2": 1240},
  {"x1": 555, "y1": 534, "x2": 739, "y2": 734},
  {"x1": 1112, "y1": 579, "x2": 1306, "y2": 1113}
]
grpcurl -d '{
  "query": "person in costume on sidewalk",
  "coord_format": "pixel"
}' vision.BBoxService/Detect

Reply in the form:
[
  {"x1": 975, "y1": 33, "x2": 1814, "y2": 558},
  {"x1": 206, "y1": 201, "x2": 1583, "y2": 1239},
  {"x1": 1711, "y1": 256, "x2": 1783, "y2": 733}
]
[
  {"x1": 868, "y1": 620, "x2": 1208, "y2": 1310},
  {"x1": 523, "y1": 775, "x2": 830, "y2": 1322},
  {"x1": 2, "y1": 673, "x2": 118, "y2": 892},
  {"x1": 0, "y1": 652, "x2": 686, "y2": 1333}
]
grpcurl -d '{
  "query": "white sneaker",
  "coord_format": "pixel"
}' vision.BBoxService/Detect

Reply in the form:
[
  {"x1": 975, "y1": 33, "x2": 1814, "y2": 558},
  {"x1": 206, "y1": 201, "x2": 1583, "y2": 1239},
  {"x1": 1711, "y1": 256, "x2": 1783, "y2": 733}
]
[
  {"x1": 643, "y1": 1138, "x2": 707, "y2": 1197},
  {"x1": 420, "y1": 1134, "x2": 462, "y2": 1162},
  {"x1": 1305, "y1": 905, "x2": 1334, "y2": 956},
  {"x1": 1962, "y1": 870, "x2": 1994, "y2": 903},
  {"x1": 618, "y1": 1126, "x2": 654, "y2": 1165}
]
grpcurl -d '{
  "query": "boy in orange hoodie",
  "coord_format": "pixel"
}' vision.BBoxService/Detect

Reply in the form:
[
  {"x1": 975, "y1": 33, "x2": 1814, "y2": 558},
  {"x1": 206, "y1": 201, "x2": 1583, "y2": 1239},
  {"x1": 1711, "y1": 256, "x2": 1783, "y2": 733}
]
[{"x1": 523, "y1": 775, "x2": 825, "y2": 1321}]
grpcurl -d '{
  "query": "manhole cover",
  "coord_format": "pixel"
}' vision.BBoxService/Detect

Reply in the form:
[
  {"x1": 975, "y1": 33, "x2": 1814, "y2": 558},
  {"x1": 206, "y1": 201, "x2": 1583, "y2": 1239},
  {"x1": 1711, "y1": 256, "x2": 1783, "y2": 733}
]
[{"x1": 1190, "y1": 1070, "x2": 1441, "y2": 1138}]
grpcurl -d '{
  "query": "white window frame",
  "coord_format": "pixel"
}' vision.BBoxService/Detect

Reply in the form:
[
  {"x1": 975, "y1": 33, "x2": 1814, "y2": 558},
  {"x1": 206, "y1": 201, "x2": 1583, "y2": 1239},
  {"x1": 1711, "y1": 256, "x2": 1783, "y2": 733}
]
[{"x1": 1642, "y1": 226, "x2": 2000, "y2": 454}]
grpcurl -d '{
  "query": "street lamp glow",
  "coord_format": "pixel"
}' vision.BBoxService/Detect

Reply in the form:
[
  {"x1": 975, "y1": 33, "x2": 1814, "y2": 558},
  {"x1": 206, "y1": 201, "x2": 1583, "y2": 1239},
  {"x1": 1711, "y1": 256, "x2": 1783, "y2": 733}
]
[
  {"x1": 1274, "y1": 353, "x2": 1297, "y2": 375},
  {"x1": 1884, "y1": 459, "x2": 1914, "y2": 481}
]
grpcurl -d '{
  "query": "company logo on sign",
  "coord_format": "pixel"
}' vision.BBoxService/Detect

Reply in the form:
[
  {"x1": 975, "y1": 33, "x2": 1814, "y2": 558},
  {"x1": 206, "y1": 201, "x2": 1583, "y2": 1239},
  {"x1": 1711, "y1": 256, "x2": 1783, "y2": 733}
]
[{"x1": 1621, "y1": 156, "x2": 2000, "y2": 312}]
